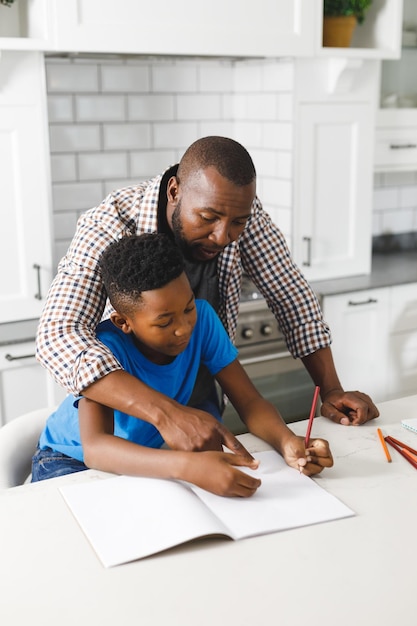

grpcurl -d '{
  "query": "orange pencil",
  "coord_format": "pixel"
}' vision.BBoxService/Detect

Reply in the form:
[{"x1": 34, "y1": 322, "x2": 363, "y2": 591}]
[
  {"x1": 377, "y1": 428, "x2": 392, "y2": 462},
  {"x1": 402, "y1": 448, "x2": 417, "y2": 464}
]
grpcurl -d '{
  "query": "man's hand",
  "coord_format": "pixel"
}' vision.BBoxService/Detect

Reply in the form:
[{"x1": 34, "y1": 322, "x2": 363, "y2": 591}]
[
  {"x1": 321, "y1": 389, "x2": 379, "y2": 426},
  {"x1": 158, "y1": 404, "x2": 255, "y2": 461}
]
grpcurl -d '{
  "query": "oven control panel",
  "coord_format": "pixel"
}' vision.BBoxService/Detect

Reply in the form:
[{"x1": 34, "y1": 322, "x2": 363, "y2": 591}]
[{"x1": 235, "y1": 302, "x2": 285, "y2": 349}]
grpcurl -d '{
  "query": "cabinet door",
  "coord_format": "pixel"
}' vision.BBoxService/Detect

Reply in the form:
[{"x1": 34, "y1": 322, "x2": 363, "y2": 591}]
[
  {"x1": 0, "y1": 52, "x2": 53, "y2": 323},
  {"x1": 48, "y1": 0, "x2": 316, "y2": 57},
  {"x1": 388, "y1": 283, "x2": 417, "y2": 398},
  {"x1": 322, "y1": 289, "x2": 390, "y2": 403},
  {"x1": 294, "y1": 103, "x2": 373, "y2": 281},
  {"x1": 0, "y1": 343, "x2": 67, "y2": 426}
]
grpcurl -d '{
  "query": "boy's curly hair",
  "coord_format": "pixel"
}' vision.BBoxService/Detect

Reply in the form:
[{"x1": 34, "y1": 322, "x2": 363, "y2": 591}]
[{"x1": 99, "y1": 233, "x2": 185, "y2": 315}]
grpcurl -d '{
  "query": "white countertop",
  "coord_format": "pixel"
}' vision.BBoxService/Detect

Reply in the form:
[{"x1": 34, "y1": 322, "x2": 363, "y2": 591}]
[{"x1": 1, "y1": 394, "x2": 417, "y2": 626}]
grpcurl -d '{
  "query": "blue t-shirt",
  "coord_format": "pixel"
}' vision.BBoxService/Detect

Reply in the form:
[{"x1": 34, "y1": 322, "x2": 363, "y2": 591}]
[{"x1": 39, "y1": 300, "x2": 238, "y2": 461}]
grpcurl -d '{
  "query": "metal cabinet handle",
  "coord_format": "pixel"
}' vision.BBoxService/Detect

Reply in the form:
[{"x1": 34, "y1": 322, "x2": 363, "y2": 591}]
[
  {"x1": 5, "y1": 353, "x2": 36, "y2": 361},
  {"x1": 302, "y1": 236, "x2": 311, "y2": 267},
  {"x1": 389, "y1": 144, "x2": 417, "y2": 150},
  {"x1": 33, "y1": 263, "x2": 42, "y2": 300},
  {"x1": 348, "y1": 298, "x2": 378, "y2": 306}
]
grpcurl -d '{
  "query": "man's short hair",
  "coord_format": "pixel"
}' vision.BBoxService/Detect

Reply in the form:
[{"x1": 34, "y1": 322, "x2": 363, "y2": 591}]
[
  {"x1": 177, "y1": 136, "x2": 256, "y2": 188},
  {"x1": 99, "y1": 233, "x2": 185, "y2": 315}
]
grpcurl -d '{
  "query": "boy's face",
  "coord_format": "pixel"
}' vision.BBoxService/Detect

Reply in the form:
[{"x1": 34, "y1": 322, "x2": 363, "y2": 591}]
[
  {"x1": 166, "y1": 166, "x2": 255, "y2": 262},
  {"x1": 111, "y1": 272, "x2": 197, "y2": 365}
]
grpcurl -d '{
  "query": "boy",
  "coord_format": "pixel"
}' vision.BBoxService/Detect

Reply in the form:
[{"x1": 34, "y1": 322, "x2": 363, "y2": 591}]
[{"x1": 32, "y1": 234, "x2": 333, "y2": 497}]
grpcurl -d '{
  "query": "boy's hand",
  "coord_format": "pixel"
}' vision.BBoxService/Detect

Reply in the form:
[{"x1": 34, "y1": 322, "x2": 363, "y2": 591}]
[
  {"x1": 281, "y1": 435, "x2": 334, "y2": 476},
  {"x1": 184, "y1": 451, "x2": 261, "y2": 497}
]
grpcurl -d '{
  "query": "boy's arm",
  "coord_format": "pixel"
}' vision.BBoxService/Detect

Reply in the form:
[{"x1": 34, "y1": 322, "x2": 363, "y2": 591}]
[
  {"x1": 215, "y1": 360, "x2": 334, "y2": 475},
  {"x1": 78, "y1": 397, "x2": 261, "y2": 497}
]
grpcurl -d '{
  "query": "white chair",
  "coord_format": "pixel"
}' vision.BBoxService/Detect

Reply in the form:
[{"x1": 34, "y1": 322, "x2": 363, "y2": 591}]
[{"x1": 0, "y1": 407, "x2": 54, "y2": 489}]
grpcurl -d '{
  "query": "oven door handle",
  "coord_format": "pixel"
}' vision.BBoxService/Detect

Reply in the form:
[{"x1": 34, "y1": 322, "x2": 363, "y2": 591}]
[{"x1": 239, "y1": 350, "x2": 291, "y2": 366}]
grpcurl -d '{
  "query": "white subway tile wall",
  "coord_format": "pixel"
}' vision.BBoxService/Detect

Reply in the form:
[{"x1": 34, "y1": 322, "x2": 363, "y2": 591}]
[
  {"x1": 373, "y1": 171, "x2": 417, "y2": 236},
  {"x1": 46, "y1": 56, "x2": 417, "y2": 270},
  {"x1": 46, "y1": 55, "x2": 295, "y2": 269}
]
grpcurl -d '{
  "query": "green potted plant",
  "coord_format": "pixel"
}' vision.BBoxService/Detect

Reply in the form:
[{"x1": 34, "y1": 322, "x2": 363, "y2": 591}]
[{"x1": 323, "y1": 0, "x2": 373, "y2": 47}]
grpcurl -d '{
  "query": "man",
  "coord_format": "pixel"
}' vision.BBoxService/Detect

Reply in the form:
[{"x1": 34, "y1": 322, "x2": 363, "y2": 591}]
[{"x1": 36, "y1": 136, "x2": 378, "y2": 456}]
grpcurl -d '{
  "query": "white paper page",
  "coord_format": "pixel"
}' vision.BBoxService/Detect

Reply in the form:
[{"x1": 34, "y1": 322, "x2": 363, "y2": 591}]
[
  {"x1": 60, "y1": 475, "x2": 230, "y2": 567},
  {"x1": 190, "y1": 450, "x2": 355, "y2": 539}
]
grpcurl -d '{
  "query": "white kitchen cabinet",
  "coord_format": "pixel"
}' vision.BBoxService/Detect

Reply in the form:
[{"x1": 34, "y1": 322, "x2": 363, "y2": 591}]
[
  {"x1": 0, "y1": 51, "x2": 53, "y2": 323},
  {"x1": 319, "y1": 0, "x2": 402, "y2": 60},
  {"x1": 293, "y1": 60, "x2": 378, "y2": 281},
  {"x1": 0, "y1": 341, "x2": 67, "y2": 426},
  {"x1": 388, "y1": 283, "x2": 417, "y2": 398},
  {"x1": 0, "y1": 0, "x2": 53, "y2": 50},
  {"x1": 44, "y1": 0, "x2": 403, "y2": 59},
  {"x1": 43, "y1": 0, "x2": 317, "y2": 57},
  {"x1": 0, "y1": 1, "x2": 402, "y2": 59},
  {"x1": 322, "y1": 288, "x2": 390, "y2": 403},
  {"x1": 322, "y1": 282, "x2": 417, "y2": 404},
  {"x1": 376, "y1": 0, "x2": 417, "y2": 171}
]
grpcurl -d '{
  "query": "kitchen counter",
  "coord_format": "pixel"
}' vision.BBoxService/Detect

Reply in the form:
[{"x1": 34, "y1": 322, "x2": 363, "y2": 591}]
[
  {"x1": 1, "y1": 394, "x2": 417, "y2": 625},
  {"x1": 311, "y1": 250, "x2": 417, "y2": 297}
]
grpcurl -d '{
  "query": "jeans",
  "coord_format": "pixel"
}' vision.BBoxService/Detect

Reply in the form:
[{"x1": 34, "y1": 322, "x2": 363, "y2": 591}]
[{"x1": 31, "y1": 447, "x2": 88, "y2": 482}]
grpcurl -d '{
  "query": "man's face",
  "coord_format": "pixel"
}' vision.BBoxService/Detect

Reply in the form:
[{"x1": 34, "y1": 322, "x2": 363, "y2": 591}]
[{"x1": 166, "y1": 166, "x2": 255, "y2": 262}]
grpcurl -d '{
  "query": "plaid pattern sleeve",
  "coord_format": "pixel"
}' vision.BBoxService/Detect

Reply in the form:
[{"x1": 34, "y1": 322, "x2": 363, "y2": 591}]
[
  {"x1": 36, "y1": 177, "x2": 161, "y2": 395},
  {"x1": 236, "y1": 198, "x2": 332, "y2": 359}
]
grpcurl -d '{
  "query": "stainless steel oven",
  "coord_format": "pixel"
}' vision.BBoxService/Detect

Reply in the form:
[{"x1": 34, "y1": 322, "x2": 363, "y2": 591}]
[{"x1": 222, "y1": 281, "x2": 316, "y2": 435}]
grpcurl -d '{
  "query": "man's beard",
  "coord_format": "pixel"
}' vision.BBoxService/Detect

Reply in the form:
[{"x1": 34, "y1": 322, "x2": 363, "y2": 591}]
[{"x1": 171, "y1": 201, "x2": 195, "y2": 261}]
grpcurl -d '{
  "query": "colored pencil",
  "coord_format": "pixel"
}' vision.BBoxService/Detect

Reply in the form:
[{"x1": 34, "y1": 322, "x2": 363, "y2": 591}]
[
  {"x1": 384, "y1": 435, "x2": 417, "y2": 457},
  {"x1": 385, "y1": 436, "x2": 417, "y2": 471},
  {"x1": 305, "y1": 386, "x2": 320, "y2": 447},
  {"x1": 376, "y1": 428, "x2": 392, "y2": 462},
  {"x1": 402, "y1": 448, "x2": 417, "y2": 464}
]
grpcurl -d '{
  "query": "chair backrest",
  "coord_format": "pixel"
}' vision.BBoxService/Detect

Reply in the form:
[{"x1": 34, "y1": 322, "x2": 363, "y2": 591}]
[{"x1": 0, "y1": 407, "x2": 54, "y2": 489}]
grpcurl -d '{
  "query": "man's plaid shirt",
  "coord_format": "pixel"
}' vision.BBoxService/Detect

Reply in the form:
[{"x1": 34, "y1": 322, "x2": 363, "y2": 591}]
[{"x1": 36, "y1": 169, "x2": 331, "y2": 395}]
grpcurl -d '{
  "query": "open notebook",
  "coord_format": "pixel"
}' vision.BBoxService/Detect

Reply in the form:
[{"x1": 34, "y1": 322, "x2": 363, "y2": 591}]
[{"x1": 60, "y1": 450, "x2": 354, "y2": 567}]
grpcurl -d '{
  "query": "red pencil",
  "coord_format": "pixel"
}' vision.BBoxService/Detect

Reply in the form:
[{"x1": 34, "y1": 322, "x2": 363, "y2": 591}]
[
  {"x1": 305, "y1": 386, "x2": 320, "y2": 447},
  {"x1": 384, "y1": 435, "x2": 417, "y2": 457},
  {"x1": 385, "y1": 436, "x2": 417, "y2": 471}
]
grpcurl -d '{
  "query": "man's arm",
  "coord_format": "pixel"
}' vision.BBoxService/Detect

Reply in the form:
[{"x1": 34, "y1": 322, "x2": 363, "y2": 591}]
[
  {"x1": 239, "y1": 202, "x2": 379, "y2": 426},
  {"x1": 83, "y1": 370, "x2": 254, "y2": 459},
  {"x1": 301, "y1": 347, "x2": 379, "y2": 425}
]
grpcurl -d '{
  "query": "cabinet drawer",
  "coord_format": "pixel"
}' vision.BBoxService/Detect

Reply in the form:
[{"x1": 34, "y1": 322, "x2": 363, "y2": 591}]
[
  {"x1": 0, "y1": 342, "x2": 67, "y2": 426},
  {"x1": 375, "y1": 127, "x2": 417, "y2": 171},
  {"x1": 0, "y1": 342, "x2": 37, "y2": 371}
]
